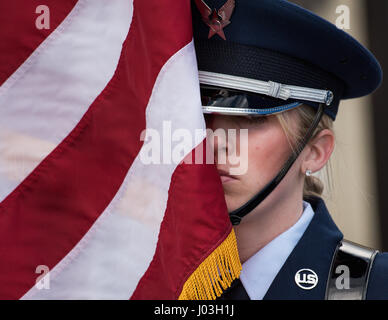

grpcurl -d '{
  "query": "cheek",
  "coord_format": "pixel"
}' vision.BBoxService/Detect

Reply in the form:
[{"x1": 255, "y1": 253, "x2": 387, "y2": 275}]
[{"x1": 245, "y1": 129, "x2": 291, "y2": 185}]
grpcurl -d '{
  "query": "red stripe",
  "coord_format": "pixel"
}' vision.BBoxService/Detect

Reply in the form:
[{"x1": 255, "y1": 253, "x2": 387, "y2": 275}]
[
  {"x1": 0, "y1": 0, "x2": 78, "y2": 86},
  {"x1": 0, "y1": 0, "x2": 192, "y2": 299},
  {"x1": 131, "y1": 141, "x2": 231, "y2": 299}
]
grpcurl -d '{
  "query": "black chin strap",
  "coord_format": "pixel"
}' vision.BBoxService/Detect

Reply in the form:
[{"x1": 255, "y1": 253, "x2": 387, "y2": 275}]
[{"x1": 229, "y1": 104, "x2": 325, "y2": 225}]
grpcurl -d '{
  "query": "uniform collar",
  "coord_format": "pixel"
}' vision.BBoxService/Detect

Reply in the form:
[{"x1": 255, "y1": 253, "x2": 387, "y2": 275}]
[{"x1": 263, "y1": 196, "x2": 343, "y2": 299}]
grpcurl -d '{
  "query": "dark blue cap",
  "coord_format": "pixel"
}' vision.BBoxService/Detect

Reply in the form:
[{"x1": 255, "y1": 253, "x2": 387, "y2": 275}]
[{"x1": 192, "y1": 0, "x2": 383, "y2": 120}]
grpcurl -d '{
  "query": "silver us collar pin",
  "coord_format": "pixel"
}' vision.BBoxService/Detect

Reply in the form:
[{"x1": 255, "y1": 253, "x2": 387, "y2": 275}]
[
  {"x1": 295, "y1": 268, "x2": 319, "y2": 290},
  {"x1": 199, "y1": 71, "x2": 334, "y2": 106}
]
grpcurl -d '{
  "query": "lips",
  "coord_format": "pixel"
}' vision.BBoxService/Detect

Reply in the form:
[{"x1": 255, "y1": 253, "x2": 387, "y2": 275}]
[{"x1": 217, "y1": 168, "x2": 238, "y2": 184}]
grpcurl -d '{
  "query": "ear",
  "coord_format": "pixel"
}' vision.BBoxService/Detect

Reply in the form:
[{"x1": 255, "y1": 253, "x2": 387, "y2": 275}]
[{"x1": 301, "y1": 129, "x2": 335, "y2": 174}]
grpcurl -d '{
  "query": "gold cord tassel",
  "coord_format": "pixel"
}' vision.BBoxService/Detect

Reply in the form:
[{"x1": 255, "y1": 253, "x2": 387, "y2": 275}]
[{"x1": 178, "y1": 229, "x2": 242, "y2": 300}]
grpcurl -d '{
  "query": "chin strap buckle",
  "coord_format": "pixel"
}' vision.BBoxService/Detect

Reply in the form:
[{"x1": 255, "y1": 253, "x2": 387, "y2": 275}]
[{"x1": 229, "y1": 214, "x2": 242, "y2": 226}]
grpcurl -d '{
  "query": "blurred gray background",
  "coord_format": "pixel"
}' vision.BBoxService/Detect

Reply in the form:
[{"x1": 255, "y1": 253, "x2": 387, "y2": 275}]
[{"x1": 290, "y1": 0, "x2": 388, "y2": 251}]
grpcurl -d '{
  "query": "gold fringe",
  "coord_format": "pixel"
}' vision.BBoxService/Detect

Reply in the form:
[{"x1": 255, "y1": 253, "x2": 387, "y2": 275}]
[{"x1": 178, "y1": 229, "x2": 242, "y2": 300}]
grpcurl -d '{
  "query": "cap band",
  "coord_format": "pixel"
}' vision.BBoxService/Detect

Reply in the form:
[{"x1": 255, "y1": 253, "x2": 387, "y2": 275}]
[
  {"x1": 202, "y1": 103, "x2": 302, "y2": 116},
  {"x1": 199, "y1": 71, "x2": 334, "y2": 106}
]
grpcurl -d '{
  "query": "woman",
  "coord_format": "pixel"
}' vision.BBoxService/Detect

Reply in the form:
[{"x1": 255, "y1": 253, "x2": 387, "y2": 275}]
[{"x1": 192, "y1": 0, "x2": 388, "y2": 299}]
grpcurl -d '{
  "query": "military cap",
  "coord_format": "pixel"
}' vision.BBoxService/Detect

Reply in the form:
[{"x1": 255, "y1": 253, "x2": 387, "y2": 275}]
[{"x1": 192, "y1": 0, "x2": 383, "y2": 120}]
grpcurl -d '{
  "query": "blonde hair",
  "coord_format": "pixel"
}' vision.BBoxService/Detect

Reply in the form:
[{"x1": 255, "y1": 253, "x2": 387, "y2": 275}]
[{"x1": 275, "y1": 104, "x2": 334, "y2": 200}]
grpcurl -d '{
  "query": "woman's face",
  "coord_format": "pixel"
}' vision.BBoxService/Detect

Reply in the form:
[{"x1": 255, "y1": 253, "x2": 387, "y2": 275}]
[{"x1": 205, "y1": 111, "x2": 301, "y2": 212}]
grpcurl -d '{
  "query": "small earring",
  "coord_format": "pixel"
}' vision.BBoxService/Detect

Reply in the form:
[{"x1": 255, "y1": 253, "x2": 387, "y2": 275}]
[{"x1": 305, "y1": 169, "x2": 312, "y2": 177}]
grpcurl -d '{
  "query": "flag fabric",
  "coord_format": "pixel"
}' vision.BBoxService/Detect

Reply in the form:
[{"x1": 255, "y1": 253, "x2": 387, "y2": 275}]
[{"x1": 0, "y1": 0, "x2": 241, "y2": 299}]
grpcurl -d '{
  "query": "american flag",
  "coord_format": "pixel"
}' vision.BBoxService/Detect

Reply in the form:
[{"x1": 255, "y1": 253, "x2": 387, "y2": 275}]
[{"x1": 0, "y1": 0, "x2": 241, "y2": 299}]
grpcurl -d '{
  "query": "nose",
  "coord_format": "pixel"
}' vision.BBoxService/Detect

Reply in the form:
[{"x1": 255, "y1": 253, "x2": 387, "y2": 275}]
[
  {"x1": 205, "y1": 114, "x2": 231, "y2": 165},
  {"x1": 213, "y1": 131, "x2": 228, "y2": 166}
]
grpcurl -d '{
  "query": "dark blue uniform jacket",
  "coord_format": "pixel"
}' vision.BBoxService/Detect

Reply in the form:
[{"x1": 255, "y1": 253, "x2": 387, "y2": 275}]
[{"x1": 219, "y1": 196, "x2": 388, "y2": 300}]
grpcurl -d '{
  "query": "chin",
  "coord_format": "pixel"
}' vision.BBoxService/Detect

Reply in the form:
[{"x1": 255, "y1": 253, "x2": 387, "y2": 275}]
[{"x1": 224, "y1": 195, "x2": 243, "y2": 213}]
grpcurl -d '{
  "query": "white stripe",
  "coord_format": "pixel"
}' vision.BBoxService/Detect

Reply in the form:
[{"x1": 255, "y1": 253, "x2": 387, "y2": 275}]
[
  {"x1": 22, "y1": 41, "x2": 204, "y2": 299},
  {"x1": 0, "y1": 0, "x2": 132, "y2": 202}
]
